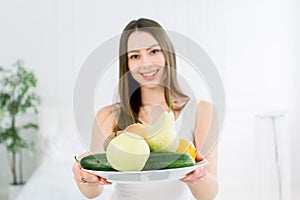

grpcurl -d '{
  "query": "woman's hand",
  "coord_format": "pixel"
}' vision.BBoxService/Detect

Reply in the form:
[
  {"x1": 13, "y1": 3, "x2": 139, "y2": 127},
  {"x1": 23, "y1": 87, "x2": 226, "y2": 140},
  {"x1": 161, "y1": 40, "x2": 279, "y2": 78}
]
[
  {"x1": 180, "y1": 165, "x2": 208, "y2": 184},
  {"x1": 72, "y1": 152, "x2": 112, "y2": 186},
  {"x1": 180, "y1": 152, "x2": 208, "y2": 185}
]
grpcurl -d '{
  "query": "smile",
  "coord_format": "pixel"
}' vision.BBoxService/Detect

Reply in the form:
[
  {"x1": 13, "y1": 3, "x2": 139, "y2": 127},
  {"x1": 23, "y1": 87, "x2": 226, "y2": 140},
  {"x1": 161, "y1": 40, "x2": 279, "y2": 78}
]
[{"x1": 141, "y1": 69, "x2": 159, "y2": 78}]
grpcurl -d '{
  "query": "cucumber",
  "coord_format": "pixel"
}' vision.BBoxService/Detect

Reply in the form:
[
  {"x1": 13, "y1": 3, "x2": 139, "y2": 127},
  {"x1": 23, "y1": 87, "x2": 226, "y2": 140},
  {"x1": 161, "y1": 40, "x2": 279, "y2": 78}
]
[
  {"x1": 142, "y1": 152, "x2": 195, "y2": 170},
  {"x1": 80, "y1": 152, "x2": 195, "y2": 171},
  {"x1": 80, "y1": 154, "x2": 115, "y2": 171}
]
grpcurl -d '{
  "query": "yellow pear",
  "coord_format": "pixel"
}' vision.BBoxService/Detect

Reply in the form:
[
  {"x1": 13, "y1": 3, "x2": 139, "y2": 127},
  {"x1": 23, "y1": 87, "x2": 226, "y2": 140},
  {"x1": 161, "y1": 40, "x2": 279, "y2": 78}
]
[{"x1": 146, "y1": 109, "x2": 179, "y2": 152}]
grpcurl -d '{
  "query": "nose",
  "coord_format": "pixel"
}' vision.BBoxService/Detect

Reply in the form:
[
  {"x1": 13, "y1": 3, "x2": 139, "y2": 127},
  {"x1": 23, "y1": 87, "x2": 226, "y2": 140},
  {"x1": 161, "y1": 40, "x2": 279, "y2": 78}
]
[{"x1": 140, "y1": 53, "x2": 152, "y2": 67}]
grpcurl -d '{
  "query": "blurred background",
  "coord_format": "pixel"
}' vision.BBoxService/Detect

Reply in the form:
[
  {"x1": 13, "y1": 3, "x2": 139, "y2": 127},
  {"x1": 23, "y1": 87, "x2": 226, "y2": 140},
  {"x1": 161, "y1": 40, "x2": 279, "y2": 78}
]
[{"x1": 0, "y1": 0, "x2": 299, "y2": 199}]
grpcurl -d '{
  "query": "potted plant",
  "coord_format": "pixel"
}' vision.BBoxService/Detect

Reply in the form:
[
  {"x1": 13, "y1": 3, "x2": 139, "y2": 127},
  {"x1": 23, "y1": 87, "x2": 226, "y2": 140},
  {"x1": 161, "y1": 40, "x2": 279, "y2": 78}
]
[{"x1": 0, "y1": 60, "x2": 41, "y2": 199}]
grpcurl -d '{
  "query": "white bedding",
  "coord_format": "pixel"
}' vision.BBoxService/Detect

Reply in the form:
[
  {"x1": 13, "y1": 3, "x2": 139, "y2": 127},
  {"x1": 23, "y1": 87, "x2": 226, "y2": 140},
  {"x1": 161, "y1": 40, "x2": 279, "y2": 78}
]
[
  {"x1": 15, "y1": 129, "x2": 114, "y2": 200},
  {"x1": 16, "y1": 159, "x2": 114, "y2": 200}
]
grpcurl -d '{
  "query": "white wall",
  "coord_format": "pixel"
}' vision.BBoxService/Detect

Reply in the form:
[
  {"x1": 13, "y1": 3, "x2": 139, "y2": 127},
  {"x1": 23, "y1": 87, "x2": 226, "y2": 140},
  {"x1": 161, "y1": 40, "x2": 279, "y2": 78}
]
[
  {"x1": 291, "y1": 0, "x2": 300, "y2": 190},
  {"x1": 0, "y1": 0, "x2": 298, "y2": 199},
  {"x1": 218, "y1": 1, "x2": 295, "y2": 199},
  {"x1": 0, "y1": 1, "x2": 59, "y2": 199}
]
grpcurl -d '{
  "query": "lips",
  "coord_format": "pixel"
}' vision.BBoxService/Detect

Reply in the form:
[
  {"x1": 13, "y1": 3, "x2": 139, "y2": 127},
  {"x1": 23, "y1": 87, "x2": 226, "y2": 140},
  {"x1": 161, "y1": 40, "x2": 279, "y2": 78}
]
[
  {"x1": 139, "y1": 69, "x2": 159, "y2": 81},
  {"x1": 141, "y1": 69, "x2": 159, "y2": 77}
]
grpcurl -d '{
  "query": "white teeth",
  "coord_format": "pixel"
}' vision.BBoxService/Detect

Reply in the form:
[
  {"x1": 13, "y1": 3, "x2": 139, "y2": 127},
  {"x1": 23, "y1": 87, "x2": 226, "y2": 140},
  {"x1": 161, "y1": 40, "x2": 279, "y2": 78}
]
[{"x1": 142, "y1": 70, "x2": 158, "y2": 77}]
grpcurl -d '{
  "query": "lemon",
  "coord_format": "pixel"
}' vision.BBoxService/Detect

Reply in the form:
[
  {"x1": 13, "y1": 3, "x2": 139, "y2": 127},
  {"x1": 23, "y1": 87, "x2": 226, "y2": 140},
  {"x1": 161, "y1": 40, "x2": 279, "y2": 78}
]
[{"x1": 176, "y1": 138, "x2": 197, "y2": 160}]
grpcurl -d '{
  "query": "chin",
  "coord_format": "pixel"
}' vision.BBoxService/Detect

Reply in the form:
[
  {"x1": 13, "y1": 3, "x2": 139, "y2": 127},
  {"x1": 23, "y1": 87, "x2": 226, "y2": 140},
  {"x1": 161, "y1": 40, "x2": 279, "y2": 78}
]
[
  {"x1": 141, "y1": 82, "x2": 159, "y2": 88},
  {"x1": 140, "y1": 80, "x2": 165, "y2": 89}
]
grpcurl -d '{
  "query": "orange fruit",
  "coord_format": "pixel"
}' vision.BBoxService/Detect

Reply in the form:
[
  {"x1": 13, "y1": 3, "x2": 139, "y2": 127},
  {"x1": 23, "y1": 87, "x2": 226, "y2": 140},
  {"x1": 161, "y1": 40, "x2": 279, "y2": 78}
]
[
  {"x1": 176, "y1": 138, "x2": 197, "y2": 160},
  {"x1": 125, "y1": 123, "x2": 149, "y2": 139}
]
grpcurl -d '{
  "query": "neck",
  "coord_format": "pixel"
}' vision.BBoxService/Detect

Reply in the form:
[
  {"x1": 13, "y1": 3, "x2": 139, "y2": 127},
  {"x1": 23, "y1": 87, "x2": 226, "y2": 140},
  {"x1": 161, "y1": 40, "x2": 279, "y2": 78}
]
[{"x1": 140, "y1": 85, "x2": 166, "y2": 106}]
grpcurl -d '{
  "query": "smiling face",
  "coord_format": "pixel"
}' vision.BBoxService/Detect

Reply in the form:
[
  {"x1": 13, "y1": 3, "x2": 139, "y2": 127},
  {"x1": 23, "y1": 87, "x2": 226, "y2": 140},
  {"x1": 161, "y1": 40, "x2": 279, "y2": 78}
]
[
  {"x1": 127, "y1": 31, "x2": 166, "y2": 87},
  {"x1": 116, "y1": 19, "x2": 189, "y2": 130}
]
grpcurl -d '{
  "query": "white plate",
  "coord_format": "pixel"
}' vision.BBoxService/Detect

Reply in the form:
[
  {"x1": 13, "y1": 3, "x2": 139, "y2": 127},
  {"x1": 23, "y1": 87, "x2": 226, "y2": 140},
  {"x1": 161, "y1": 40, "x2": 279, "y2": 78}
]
[{"x1": 83, "y1": 159, "x2": 208, "y2": 183}]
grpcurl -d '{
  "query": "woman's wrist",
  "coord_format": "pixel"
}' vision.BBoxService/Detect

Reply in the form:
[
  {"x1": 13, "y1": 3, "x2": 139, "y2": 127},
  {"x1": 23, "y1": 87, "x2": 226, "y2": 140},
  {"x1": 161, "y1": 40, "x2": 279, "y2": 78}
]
[
  {"x1": 188, "y1": 171, "x2": 210, "y2": 185},
  {"x1": 187, "y1": 172, "x2": 218, "y2": 200}
]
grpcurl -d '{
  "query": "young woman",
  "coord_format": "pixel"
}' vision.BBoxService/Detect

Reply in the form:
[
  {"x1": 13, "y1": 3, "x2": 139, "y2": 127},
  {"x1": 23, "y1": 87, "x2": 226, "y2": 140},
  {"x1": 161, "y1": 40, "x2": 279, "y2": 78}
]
[{"x1": 72, "y1": 18, "x2": 218, "y2": 200}]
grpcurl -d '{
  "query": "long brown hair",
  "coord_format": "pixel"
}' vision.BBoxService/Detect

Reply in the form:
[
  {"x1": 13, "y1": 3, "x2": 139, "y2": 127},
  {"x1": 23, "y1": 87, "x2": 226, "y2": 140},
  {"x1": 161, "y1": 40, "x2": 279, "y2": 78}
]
[{"x1": 115, "y1": 18, "x2": 189, "y2": 131}]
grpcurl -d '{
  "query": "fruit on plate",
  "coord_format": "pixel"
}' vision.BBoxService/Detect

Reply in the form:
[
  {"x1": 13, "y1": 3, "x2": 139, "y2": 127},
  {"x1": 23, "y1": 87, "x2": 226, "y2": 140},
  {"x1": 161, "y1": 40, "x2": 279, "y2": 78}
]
[
  {"x1": 79, "y1": 152, "x2": 195, "y2": 171},
  {"x1": 124, "y1": 123, "x2": 149, "y2": 139},
  {"x1": 106, "y1": 132, "x2": 150, "y2": 171},
  {"x1": 176, "y1": 138, "x2": 197, "y2": 160},
  {"x1": 146, "y1": 100, "x2": 179, "y2": 152}
]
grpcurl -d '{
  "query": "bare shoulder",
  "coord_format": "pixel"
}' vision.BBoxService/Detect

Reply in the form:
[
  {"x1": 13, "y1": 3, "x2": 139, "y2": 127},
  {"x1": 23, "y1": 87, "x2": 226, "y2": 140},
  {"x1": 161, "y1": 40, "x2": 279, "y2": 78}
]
[
  {"x1": 197, "y1": 101, "x2": 213, "y2": 116},
  {"x1": 194, "y1": 101, "x2": 213, "y2": 149},
  {"x1": 198, "y1": 101, "x2": 213, "y2": 111},
  {"x1": 95, "y1": 103, "x2": 120, "y2": 126}
]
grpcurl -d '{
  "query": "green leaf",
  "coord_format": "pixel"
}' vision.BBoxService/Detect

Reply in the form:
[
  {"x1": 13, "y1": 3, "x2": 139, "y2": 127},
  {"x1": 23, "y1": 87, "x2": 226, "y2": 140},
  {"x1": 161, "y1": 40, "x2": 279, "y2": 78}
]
[
  {"x1": 0, "y1": 92, "x2": 10, "y2": 109},
  {"x1": 0, "y1": 59, "x2": 41, "y2": 156},
  {"x1": 22, "y1": 123, "x2": 39, "y2": 130}
]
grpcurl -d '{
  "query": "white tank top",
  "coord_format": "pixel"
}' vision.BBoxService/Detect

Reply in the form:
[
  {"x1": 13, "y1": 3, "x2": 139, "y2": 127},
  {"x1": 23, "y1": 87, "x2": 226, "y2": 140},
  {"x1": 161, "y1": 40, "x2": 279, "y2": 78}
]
[{"x1": 108, "y1": 99, "x2": 199, "y2": 200}]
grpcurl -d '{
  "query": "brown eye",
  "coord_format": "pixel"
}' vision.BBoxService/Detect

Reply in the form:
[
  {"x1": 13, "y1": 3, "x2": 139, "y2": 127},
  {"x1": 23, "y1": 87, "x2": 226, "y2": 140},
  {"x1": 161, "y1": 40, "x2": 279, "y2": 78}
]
[
  {"x1": 129, "y1": 54, "x2": 139, "y2": 59},
  {"x1": 150, "y1": 49, "x2": 161, "y2": 54}
]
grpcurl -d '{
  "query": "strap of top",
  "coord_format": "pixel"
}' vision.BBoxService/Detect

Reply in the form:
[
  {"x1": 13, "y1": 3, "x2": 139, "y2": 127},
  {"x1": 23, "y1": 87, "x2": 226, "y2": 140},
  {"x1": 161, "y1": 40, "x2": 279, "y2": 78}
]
[{"x1": 175, "y1": 98, "x2": 198, "y2": 143}]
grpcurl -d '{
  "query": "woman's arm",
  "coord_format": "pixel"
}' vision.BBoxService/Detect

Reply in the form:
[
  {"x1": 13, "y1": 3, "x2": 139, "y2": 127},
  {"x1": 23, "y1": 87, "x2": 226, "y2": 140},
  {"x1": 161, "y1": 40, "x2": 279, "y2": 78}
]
[
  {"x1": 181, "y1": 101, "x2": 219, "y2": 200},
  {"x1": 185, "y1": 146, "x2": 218, "y2": 200},
  {"x1": 74, "y1": 105, "x2": 117, "y2": 199}
]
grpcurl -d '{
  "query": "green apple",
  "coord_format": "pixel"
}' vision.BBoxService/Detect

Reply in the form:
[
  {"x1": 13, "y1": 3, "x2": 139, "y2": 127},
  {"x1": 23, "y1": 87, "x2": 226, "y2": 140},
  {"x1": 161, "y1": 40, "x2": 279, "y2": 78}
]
[{"x1": 106, "y1": 132, "x2": 150, "y2": 171}]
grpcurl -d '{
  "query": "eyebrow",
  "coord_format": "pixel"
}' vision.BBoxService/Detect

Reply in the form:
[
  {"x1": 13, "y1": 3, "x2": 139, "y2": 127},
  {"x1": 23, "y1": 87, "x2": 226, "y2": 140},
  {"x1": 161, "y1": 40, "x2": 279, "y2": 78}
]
[{"x1": 127, "y1": 44, "x2": 160, "y2": 53}]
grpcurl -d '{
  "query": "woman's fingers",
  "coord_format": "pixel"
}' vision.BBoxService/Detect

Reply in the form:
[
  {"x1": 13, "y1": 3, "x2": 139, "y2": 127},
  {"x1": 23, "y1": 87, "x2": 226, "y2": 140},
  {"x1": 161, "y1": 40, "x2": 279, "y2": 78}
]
[
  {"x1": 180, "y1": 151, "x2": 207, "y2": 184},
  {"x1": 79, "y1": 175, "x2": 112, "y2": 186},
  {"x1": 73, "y1": 165, "x2": 103, "y2": 186},
  {"x1": 72, "y1": 152, "x2": 112, "y2": 186},
  {"x1": 99, "y1": 177, "x2": 112, "y2": 185},
  {"x1": 195, "y1": 151, "x2": 204, "y2": 162},
  {"x1": 180, "y1": 165, "x2": 208, "y2": 184}
]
